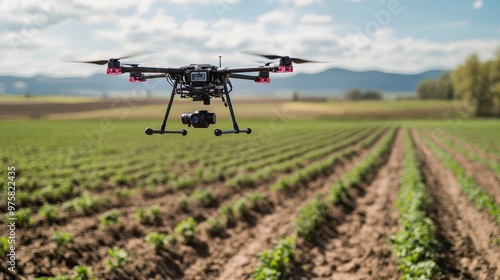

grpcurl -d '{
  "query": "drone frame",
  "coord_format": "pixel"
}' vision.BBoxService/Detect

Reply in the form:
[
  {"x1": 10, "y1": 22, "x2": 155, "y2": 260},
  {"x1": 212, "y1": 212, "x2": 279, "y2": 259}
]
[{"x1": 118, "y1": 62, "x2": 290, "y2": 137}]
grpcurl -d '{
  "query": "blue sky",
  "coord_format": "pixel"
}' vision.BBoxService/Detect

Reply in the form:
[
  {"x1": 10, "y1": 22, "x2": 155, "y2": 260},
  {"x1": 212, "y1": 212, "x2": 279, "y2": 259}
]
[{"x1": 0, "y1": 0, "x2": 499, "y2": 77}]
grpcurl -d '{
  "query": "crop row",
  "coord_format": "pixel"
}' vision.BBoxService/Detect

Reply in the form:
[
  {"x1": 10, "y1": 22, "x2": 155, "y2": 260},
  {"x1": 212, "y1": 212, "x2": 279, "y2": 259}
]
[
  {"x1": 417, "y1": 130, "x2": 500, "y2": 223},
  {"x1": 250, "y1": 127, "x2": 397, "y2": 279},
  {"x1": 242, "y1": 126, "x2": 373, "y2": 172},
  {"x1": 437, "y1": 131, "x2": 500, "y2": 180},
  {"x1": 227, "y1": 126, "x2": 385, "y2": 189},
  {"x1": 389, "y1": 129, "x2": 438, "y2": 279},
  {"x1": 442, "y1": 124, "x2": 500, "y2": 156},
  {"x1": 5, "y1": 123, "x2": 358, "y2": 208}
]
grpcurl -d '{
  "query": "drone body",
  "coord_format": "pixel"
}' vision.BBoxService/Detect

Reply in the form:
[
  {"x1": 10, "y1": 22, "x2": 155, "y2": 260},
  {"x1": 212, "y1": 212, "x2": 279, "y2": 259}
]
[{"x1": 71, "y1": 52, "x2": 318, "y2": 136}]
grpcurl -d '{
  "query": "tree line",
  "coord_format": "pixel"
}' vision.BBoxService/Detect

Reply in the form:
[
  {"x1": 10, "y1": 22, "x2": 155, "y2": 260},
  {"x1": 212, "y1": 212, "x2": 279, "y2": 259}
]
[
  {"x1": 417, "y1": 49, "x2": 500, "y2": 117},
  {"x1": 344, "y1": 89, "x2": 383, "y2": 100}
]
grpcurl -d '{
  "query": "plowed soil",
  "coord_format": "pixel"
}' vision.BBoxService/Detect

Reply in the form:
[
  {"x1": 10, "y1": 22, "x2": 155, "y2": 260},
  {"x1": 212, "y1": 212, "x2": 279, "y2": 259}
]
[
  {"x1": 3, "y1": 126, "x2": 500, "y2": 280},
  {"x1": 287, "y1": 128, "x2": 404, "y2": 280},
  {"x1": 412, "y1": 130, "x2": 500, "y2": 279},
  {"x1": 4, "y1": 129, "x2": 386, "y2": 279},
  {"x1": 424, "y1": 129, "x2": 500, "y2": 204}
]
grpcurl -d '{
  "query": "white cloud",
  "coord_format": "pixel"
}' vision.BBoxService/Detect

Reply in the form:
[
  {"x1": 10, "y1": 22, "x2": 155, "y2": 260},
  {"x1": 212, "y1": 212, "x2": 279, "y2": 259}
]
[
  {"x1": 300, "y1": 14, "x2": 332, "y2": 24},
  {"x1": 167, "y1": 0, "x2": 240, "y2": 4},
  {"x1": 257, "y1": 10, "x2": 295, "y2": 25},
  {"x1": 472, "y1": 0, "x2": 483, "y2": 9},
  {"x1": 0, "y1": 0, "x2": 498, "y2": 78},
  {"x1": 274, "y1": 0, "x2": 323, "y2": 7}
]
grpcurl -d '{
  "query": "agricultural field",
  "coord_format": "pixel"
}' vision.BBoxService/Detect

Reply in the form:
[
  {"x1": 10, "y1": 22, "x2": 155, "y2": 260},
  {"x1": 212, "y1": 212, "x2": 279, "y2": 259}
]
[{"x1": 0, "y1": 115, "x2": 499, "y2": 279}]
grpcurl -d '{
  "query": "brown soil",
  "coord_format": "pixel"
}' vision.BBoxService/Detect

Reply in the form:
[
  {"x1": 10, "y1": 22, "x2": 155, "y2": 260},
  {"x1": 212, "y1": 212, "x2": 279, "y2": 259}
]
[
  {"x1": 6, "y1": 127, "x2": 498, "y2": 280},
  {"x1": 423, "y1": 129, "x2": 500, "y2": 204},
  {"x1": 182, "y1": 130, "x2": 393, "y2": 280},
  {"x1": 6, "y1": 129, "x2": 387, "y2": 279},
  {"x1": 0, "y1": 98, "x2": 161, "y2": 118},
  {"x1": 412, "y1": 130, "x2": 500, "y2": 279},
  {"x1": 288, "y1": 128, "x2": 404, "y2": 279},
  {"x1": 0, "y1": 98, "x2": 288, "y2": 119}
]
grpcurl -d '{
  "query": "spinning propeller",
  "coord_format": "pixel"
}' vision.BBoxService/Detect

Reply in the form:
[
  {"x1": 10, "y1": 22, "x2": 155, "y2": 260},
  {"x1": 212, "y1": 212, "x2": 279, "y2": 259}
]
[
  {"x1": 65, "y1": 51, "x2": 154, "y2": 65},
  {"x1": 243, "y1": 51, "x2": 324, "y2": 64}
]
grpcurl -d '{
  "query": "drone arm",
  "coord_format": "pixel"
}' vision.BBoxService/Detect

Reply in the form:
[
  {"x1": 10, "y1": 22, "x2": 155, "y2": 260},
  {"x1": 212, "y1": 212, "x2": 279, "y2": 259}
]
[
  {"x1": 121, "y1": 66, "x2": 185, "y2": 75},
  {"x1": 143, "y1": 74, "x2": 167, "y2": 80},
  {"x1": 215, "y1": 65, "x2": 278, "y2": 74},
  {"x1": 229, "y1": 73, "x2": 259, "y2": 81}
]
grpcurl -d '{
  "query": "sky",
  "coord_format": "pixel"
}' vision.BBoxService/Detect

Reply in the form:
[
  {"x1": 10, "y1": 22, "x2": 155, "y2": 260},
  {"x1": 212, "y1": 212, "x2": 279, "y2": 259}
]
[{"x1": 0, "y1": 0, "x2": 499, "y2": 77}]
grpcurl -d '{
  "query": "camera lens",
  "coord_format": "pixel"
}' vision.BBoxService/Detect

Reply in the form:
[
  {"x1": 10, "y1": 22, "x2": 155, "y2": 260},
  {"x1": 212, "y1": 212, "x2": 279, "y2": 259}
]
[
  {"x1": 190, "y1": 113, "x2": 202, "y2": 125},
  {"x1": 181, "y1": 113, "x2": 191, "y2": 125},
  {"x1": 207, "y1": 112, "x2": 216, "y2": 125}
]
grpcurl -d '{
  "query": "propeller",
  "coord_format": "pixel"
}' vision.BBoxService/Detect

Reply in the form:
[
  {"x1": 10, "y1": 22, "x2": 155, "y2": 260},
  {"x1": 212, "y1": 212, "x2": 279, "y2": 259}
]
[
  {"x1": 64, "y1": 51, "x2": 154, "y2": 65},
  {"x1": 243, "y1": 51, "x2": 324, "y2": 64}
]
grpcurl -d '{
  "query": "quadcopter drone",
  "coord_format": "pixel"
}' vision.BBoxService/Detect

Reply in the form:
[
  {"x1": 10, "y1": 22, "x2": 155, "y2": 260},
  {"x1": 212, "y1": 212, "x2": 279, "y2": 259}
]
[{"x1": 70, "y1": 51, "x2": 319, "y2": 136}]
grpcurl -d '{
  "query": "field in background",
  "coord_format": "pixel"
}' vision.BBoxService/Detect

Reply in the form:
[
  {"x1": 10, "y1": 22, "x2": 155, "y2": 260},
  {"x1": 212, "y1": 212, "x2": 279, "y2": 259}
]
[
  {"x1": 1, "y1": 95, "x2": 498, "y2": 278},
  {"x1": 0, "y1": 117, "x2": 499, "y2": 279},
  {"x1": 0, "y1": 95, "x2": 456, "y2": 120}
]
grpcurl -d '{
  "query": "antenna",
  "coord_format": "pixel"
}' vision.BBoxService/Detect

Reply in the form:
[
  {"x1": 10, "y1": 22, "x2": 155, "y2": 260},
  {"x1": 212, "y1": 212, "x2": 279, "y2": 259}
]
[{"x1": 219, "y1": 56, "x2": 222, "y2": 67}]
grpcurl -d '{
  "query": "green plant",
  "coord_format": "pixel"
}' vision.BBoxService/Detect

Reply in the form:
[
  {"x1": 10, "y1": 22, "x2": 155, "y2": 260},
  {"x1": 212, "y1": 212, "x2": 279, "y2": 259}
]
[
  {"x1": 100, "y1": 209, "x2": 120, "y2": 226},
  {"x1": 10, "y1": 208, "x2": 33, "y2": 226},
  {"x1": 294, "y1": 196, "x2": 328, "y2": 240},
  {"x1": 207, "y1": 217, "x2": 224, "y2": 234},
  {"x1": 135, "y1": 205, "x2": 162, "y2": 225},
  {"x1": 327, "y1": 181, "x2": 347, "y2": 204},
  {"x1": 253, "y1": 237, "x2": 295, "y2": 280},
  {"x1": 244, "y1": 193, "x2": 265, "y2": 206},
  {"x1": 39, "y1": 203, "x2": 59, "y2": 222},
  {"x1": 115, "y1": 187, "x2": 132, "y2": 200},
  {"x1": 164, "y1": 234, "x2": 177, "y2": 246},
  {"x1": 149, "y1": 205, "x2": 161, "y2": 220},
  {"x1": 174, "y1": 217, "x2": 197, "y2": 243},
  {"x1": 145, "y1": 232, "x2": 166, "y2": 250},
  {"x1": 190, "y1": 189, "x2": 216, "y2": 207},
  {"x1": 106, "y1": 247, "x2": 130, "y2": 271},
  {"x1": 0, "y1": 236, "x2": 9, "y2": 255},
  {"x1": 51, "y1": 230, "x2": 74, "y2": 249},
  {"x1": 389, "y1": 129, "x2": 438, "y2": 279},
  {"x1": 73, "y1": 265, "x2": 96, "y2": 280}
]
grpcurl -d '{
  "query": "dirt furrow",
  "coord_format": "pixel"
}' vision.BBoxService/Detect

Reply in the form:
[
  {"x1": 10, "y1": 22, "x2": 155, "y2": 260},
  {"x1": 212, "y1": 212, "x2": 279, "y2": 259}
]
[
  {"x1": 288, "y1": 128, "x2": 403, "y2": 279},
  {"x1": 16, "y1": 131, "x2": 388, "y2": 279},
  {"x1": 412, "y1": 130, "x2": 500, "y2": 279},
  {"x1": 440, "y1": 130, "x2": 500, "y2": 162},
  {"x1": 423, "y1": 129, "x2": 500, "y2": 204},
  {"x1": 180, "y1": 130, "x2": 391, "y2": 280}
]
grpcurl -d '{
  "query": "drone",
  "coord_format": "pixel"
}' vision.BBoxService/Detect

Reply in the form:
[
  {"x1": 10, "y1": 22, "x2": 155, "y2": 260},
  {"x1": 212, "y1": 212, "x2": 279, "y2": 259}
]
[{"x1": 70, "y1": 51, "x2": 320, "y2": 136}]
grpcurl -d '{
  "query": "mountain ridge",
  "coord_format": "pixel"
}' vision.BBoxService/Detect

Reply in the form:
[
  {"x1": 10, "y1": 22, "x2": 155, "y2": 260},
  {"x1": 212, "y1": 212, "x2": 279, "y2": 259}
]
[{"x1": 0, "y1": 67, "x2": 445, "y2": 97}]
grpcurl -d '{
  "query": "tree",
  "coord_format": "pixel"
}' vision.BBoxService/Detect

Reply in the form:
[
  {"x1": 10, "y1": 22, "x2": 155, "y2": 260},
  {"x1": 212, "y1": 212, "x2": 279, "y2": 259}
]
[
  {"x1": 416, "y1": 79, "x2": 436, "y2": 99},
  {"x1": 345, "y1": 89, "x2": 362, "y2": 101},
  {"x1": 452, "y1": 53, "x2": 500, "y2": 117},
  {"x1": 416, "y1": 72, "x2": 453, "y2": 100},
  {"x1": 362, "y1": 90, "x2": 383, "y2": 100},
  {"x1": 436, "y1": 72, "x2": 454, "y2": 99}
]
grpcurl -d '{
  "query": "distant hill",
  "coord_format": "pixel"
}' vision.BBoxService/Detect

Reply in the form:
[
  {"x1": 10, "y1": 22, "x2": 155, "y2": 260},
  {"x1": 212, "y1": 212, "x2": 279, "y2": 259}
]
[{"x1": 0, "y1": 68, "x2": 444, "y2": 98}]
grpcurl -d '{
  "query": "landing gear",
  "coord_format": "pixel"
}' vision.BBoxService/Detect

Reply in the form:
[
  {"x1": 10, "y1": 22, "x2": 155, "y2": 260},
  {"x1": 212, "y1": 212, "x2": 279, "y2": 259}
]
[
  {"x1": 144, "y1": 78, "x2": 188, "y2": 136},
  {"x1": 144, "y1": 76, "x2": 251, "y2": 137},
  {"x1": 213, "y1": 76, "x2": 251, "y2": 136}
]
